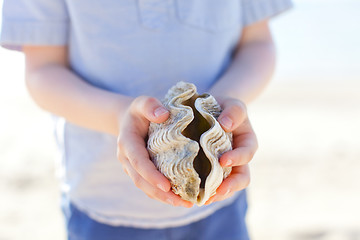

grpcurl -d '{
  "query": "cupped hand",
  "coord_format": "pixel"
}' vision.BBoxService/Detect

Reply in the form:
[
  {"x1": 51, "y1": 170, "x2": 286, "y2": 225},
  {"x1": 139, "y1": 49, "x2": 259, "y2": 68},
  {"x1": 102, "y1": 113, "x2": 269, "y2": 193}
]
[
  {"x1": 117, "y1": 96, "x2": 193, "y2": 208},
  {"x1": 205, "y1": 97, "x2": 258, "y2": 205}
]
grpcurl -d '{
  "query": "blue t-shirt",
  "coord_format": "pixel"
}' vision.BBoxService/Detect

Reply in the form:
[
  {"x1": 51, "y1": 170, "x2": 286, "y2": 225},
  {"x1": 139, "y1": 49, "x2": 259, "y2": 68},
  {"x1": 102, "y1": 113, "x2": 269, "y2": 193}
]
[{"x1": 1, "y1": 0, "x2": 292, "y2": 228}]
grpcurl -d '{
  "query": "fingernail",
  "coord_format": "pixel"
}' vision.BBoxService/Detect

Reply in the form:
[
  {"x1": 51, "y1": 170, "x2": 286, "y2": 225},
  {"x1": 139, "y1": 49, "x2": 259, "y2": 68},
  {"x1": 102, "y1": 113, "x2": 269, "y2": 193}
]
[
  {"x1": 154, "y1": 107, "x2": 168, "y2": 117},
  {"x1": 224, "y1": 159, "x2": 232, "y2": 167},
  {"x1": 157, "y1": 184, "x2": 167, "y2": 192},
  {"x1": 225, "y1": 189, "x2": 231, "y2": 196},
  {"x1": 220, "y1": 116, "x2": 233, "y2": 130},
  {"x1": 166, "y1": 198, "x2": 174, "y2": 205}
]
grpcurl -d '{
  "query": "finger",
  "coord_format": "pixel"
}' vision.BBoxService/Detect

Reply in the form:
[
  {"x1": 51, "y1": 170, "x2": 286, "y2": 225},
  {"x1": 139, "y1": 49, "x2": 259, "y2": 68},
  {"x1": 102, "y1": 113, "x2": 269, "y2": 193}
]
[
  {"x1": 205, "y1": 165, "x2": 250, "y2": 204},
  {"x1": 118, "y1": 133, "x2": 172, "y2": 193},
  {"x1": 205, "y1": 192, "x2": 235, "y2": 205},
  {"x1": 220, "y1": 132, "x2": 258, "y2": 167},
  {"x1": 123, "y1": 159, "x2": 193, "y2": 208},
  {"x1": 116, "y1": 151, "x2": 129, "y2": 175},
  {"x1": 217, "y1": 99, "x2": 247, "y2": 132},
  {"x1": 131, "y1": 96, "x2": 169, "y2": 123},
  {"x1": 217, "y1": 165, "x2": 250, "y2": 194}
]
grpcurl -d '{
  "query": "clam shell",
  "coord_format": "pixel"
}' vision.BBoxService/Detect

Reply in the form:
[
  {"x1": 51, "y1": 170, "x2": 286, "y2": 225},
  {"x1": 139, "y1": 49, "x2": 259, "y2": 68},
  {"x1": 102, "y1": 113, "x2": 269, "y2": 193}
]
[{"x1": 147, "y1": 82, "x2": 232, "y2": 206}]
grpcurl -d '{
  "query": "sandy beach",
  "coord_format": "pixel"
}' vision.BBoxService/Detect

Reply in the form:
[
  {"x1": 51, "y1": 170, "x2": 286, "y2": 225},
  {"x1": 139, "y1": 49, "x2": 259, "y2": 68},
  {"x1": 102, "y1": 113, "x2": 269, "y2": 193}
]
[{"x1": 1, "y1": 0, "x2": 360, "y2": 239}]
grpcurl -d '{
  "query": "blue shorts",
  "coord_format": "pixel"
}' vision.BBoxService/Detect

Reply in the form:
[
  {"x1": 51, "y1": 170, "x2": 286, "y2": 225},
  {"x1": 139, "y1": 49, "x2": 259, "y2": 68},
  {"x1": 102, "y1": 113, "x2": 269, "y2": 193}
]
[{"x1": 63, "y1": 192, "x2": 249, "y2": 240}]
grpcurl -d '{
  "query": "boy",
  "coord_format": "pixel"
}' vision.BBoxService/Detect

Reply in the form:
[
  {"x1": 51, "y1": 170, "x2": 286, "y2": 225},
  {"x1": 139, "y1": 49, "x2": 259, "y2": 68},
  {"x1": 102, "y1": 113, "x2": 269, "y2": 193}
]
[{"x1": 1, "y1": 0, "x2": 292, "y2": 239}]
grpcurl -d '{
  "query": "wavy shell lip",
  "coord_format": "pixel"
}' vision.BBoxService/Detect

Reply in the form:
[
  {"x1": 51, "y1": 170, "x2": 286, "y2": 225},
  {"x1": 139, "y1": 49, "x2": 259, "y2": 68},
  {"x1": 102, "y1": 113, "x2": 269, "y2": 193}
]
[{"x1": 147, "y1": 82, "x2": 232, "y2": 206}]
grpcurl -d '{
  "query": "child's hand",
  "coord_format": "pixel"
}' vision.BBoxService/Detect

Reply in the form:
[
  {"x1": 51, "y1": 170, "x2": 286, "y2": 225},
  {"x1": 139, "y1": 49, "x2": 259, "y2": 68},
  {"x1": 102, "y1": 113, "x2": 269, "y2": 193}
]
[
  {"x1": 205, "y1": 98, "x2": 258, "y2": 205},
  {"x1": 117, "y1": 96, "x2": 194, "y2": 208}
]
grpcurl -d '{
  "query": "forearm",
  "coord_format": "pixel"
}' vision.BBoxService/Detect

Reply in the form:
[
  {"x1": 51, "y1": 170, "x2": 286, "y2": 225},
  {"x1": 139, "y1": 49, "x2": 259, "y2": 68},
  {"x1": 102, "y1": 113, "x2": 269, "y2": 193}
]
[
  {"x1": 26, "y1": 63, "x2": 132, "y2": 135},
  {"x1": 210, "y1": 22, "x2": 276, "y2": 104}
]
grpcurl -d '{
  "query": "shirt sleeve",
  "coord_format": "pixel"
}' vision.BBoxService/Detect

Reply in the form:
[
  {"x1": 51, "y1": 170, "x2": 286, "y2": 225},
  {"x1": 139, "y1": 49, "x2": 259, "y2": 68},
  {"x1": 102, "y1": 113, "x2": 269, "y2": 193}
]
[
  {"x1": 0, "y1": 0, "x2": 69, "y2": 50},
  {"x1": 242, "y1": 0, "x2": 293, "y2": 26}
]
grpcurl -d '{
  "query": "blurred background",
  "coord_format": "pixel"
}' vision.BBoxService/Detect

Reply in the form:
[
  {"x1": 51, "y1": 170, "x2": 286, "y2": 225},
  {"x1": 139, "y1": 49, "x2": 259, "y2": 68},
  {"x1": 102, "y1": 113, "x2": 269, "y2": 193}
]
[{"x1": 0, "y1": 0, "x2": 359, "y2": 239}]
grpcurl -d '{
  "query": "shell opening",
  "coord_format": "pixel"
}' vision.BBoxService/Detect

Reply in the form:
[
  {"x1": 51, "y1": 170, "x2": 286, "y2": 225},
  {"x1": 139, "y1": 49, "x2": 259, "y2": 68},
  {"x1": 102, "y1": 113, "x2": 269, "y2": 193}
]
[{"x1": 181, "y1": 95, "x2": 211, "y2": 190}]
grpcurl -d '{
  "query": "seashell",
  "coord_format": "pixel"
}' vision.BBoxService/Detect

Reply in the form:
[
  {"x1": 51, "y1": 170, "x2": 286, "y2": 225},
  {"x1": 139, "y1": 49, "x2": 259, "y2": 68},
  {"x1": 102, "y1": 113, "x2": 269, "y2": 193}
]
[{"x1": 147, "y1": 82, "x2": 232, "y2": 206}]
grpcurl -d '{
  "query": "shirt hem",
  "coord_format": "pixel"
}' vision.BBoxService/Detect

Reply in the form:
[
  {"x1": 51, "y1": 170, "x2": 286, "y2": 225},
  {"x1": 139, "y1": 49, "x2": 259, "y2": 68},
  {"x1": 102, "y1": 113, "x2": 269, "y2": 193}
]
[{"x1": 70, "y1": 191, "x2": 243, "y2": 229}]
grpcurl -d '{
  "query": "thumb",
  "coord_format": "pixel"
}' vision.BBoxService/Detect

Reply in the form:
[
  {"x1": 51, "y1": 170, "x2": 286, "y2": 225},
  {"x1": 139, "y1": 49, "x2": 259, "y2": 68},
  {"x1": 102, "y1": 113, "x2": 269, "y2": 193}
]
[
  {"x1": 217, "y1": 99, "x2": 247, "y2": 132},
  {"x1": 131, "y1": 96, "x2": 170, "y2": 123}
]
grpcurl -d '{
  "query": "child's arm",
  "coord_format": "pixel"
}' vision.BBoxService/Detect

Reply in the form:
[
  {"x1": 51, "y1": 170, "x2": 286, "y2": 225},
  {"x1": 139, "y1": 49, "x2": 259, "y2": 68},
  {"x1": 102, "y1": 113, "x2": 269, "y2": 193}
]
[
  {"x1": 24, "y1": 46, "x2": 132, "y2": 135},
  {"x1": 24, "y1": 46, "x2": 192, "y2": 207},
  {"x1": 205, "y1": 20, "x2": 276, "y2": 204},
  {"x1": 210, "y1": 19, "x2": 276, "y2": 104}
]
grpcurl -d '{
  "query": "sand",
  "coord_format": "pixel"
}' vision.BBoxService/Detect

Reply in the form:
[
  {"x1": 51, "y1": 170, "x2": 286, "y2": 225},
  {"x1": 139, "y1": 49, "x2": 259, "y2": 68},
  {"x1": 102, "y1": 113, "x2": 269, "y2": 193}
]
[
  {"x1": 1, "y1": 46, "x2": 359, "y2": 240},
  {"x1": 0, "y1": 49, "x2": 65, "y2": 240},
  {"x1": 247, "y1": 80, "x2": 360, "y2": 240}
]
